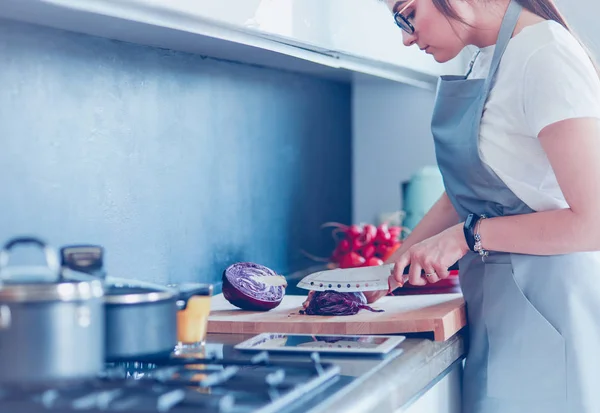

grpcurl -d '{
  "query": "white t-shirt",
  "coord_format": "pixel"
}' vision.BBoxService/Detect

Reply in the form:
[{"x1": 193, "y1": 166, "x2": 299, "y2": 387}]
[{"x1": 468, "y1": 20, "x2": 600, "y2": 211}]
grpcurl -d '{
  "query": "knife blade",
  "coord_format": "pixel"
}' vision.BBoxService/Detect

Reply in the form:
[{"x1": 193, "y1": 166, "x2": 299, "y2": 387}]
[{"x1": 296, "y1": 262, "x2": 459, "y2": 292}]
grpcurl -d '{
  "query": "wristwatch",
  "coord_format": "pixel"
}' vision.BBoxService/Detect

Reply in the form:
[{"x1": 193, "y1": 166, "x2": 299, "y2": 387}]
[{"x1": 463, "y1": 213, "x2": 479, "y2": 252}]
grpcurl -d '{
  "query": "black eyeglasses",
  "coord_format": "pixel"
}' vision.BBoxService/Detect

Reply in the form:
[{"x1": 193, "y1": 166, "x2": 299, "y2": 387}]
[
  {"x1": 394, "y1": 11, "x2": 415, "y2": 34},
  {"x1": 393, "y1": 0, "x2": 416, "y2": 35}
]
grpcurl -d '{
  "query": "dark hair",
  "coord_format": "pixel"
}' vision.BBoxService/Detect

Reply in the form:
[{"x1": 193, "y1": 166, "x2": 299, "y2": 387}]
[
  {"x1": 431, "y1": 0, "x2": 598, "y2": 72},
  {"x1": 433, "y1": 0, "x2": 569, "y2": 30}
]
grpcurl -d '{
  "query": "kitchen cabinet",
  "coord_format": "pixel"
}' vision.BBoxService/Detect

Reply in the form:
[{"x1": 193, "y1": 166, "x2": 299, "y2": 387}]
[
  {"x1": 0, "y1": 0, "x2": 467, "y2": 89},
  {"x1": 326, "y1": 0, "x2": 465, "y2": 78},
  {"x1": 192, "y1": 0, "x2": 468, "y2": 80},
  {"x1": 398, "y1": 361, "x2": 463, "y2": 413},
  {"x1": 187, "y1": 0, "x2": 466, "y2": 79}
]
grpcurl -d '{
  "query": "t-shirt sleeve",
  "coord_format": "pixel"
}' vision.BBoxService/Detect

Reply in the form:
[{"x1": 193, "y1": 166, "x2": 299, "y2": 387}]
[{"x1": 523, "y1": 39, "x2": 600, "y2": 137}]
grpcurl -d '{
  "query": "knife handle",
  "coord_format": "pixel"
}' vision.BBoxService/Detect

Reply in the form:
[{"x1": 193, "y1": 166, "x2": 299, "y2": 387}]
[{"x1": 402, "y1": 262, "x2": 459, "y2": 275}]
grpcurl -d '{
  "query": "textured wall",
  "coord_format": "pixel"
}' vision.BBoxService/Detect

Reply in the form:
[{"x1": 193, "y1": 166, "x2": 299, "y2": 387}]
[
  {"x1": 0, "y1": 19, "x2": 352, "y2": 290},
  {"x1": 352, "y1": 76, "x2": 437, "y2": 224}
]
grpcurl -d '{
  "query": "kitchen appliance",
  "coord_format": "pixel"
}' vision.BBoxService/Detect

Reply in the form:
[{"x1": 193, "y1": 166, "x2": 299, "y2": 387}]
[
  {"x1": 60, "y1": 245, "x2": 213, "y2": 361},
  {"x1": 296, "y1": 262, "x2": 459, "y2": 292},
  {"x1": 0, "y1": 237, "x2": 105, "y2": 384},
  {"x1": 401, "y1": 166, "x2": 446, "y2": 230},
  {"x1": 0, "y1": 347, "x2": 341, "y2": 413},
  {"x1": 208, "y1": 293, "x2": 465, "y2": 341},
  {"x1": 0, "y1": 240, "x2": 341, "y2": 413}
]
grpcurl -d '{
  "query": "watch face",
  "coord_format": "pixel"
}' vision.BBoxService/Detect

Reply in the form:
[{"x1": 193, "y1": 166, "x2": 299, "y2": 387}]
[{"x1": 465, "y1": 214, "x2": 475, "y2": 228}]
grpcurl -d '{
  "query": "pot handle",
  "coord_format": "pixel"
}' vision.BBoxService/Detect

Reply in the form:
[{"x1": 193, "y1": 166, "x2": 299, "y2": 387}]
[
  {"x1": 60, "y1": 245, "x2": 106, "y2": 279},
  {"x1": 172, "y1": 284, "x2": 214, "y2": 310},
  {"x1": 0, "y1": 236, "x2": 60, "y2": 281}
]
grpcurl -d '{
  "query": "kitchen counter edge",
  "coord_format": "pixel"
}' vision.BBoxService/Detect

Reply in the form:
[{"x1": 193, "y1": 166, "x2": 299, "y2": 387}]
[{"x1": 308, "y1": 332, "x2": 466, "y2": 413}]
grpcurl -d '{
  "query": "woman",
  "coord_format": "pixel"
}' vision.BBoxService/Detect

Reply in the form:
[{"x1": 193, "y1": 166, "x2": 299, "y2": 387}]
[{"x1": 367, "y1": 0, "x2": 600, "y2": 412}]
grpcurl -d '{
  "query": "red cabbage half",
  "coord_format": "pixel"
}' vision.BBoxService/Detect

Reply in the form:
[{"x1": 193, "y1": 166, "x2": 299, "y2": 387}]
[
  {"x1": 300, "y1": 290, "x2": 384, "y2": 316},
  {"x1": 222, "y1": 262, "x2": 287, "y2": 311}
]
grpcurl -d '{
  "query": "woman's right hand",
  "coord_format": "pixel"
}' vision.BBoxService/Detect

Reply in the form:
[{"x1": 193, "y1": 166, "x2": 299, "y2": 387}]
[{"x1": 362, "y1": 192, "x2": 460, "y2": 303}]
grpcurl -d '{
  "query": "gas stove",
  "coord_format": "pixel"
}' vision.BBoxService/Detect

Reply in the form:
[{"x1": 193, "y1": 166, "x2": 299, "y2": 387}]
[{"x1": 0, "y1": 346, "x2": 341, "y2": 413}]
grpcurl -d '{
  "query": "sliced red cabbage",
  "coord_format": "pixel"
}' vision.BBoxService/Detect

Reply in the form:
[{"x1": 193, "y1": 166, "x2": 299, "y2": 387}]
[{"x1": 300, "y1": 290, "x2": 384, "y2": 316}]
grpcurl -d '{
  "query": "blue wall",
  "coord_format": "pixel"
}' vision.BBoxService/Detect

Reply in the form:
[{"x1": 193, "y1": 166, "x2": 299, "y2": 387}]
[{"x1": 0, "y1": 19, "x2": 352, "y2": 290}]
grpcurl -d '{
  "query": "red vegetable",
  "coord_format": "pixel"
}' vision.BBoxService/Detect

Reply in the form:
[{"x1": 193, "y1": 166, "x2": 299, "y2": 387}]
[
  {"x1": 339, "y1": 252, "x2": 366, "y2": 269},
  {"x1": 222, "y1": 262, "x2": 287, "y2": 311},
  {"x1": 312, "y1": 221, "x2": 406, "y2": 269},
  {"x1": 381, "y1": 243, "x2": 401, "y2": 262},
  {"x1": 361, "y1": 244, "x2": 376, "y2": 260},
  {"x1": 361, "y1": 224, "x2": 377, "y2": 244},
  {"x1": 375, "y1": 224, "x2": 391, "y2": 244},
  {"x1": 300, "y1": 291, "x2": 384, "y2": 316},
  {"x1": 351, "y1": 237, "x2": 364, "y2": 251},
  {"x1": 346, "y1": 225, "x2": 362, "y2": 240},
  {"x1": 338, "y1": 239, "x2": 351, "y2": 253},
  {"x1": 376, "y1": 243, "x2": 390, "y2": 258},
  {"x1": 386, "y1": 238, "x2": 398, "y2": 247},
  {"x1": 331, "y1": 238, "x2": 352, "y2": 263},
  {"x1": 389, "y1": 226, "x2": 402, "y2": 240},
  {"x1": 365, "y1": 257, "x2": 384, "y2": 267}
]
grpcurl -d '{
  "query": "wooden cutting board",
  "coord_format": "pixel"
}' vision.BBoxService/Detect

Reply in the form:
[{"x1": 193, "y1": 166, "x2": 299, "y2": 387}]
[{"x1": 208, "y1": 293, "x2": 466, "y2": 341}]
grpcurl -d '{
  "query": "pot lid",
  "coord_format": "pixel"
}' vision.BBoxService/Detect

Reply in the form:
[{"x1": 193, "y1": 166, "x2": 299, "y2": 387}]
[
  {"x1": 104, "y1": 284, "x2": 176, "y2": 305},
  {"x1": 57, "y1": 243, "x2": 176, "y2": 305},
  {"x1": 0, "y1": 237, "x2": 105, "y2": 303},
  {"x1": 0, "y1": 279, "x2": 104, "y2": 303}
]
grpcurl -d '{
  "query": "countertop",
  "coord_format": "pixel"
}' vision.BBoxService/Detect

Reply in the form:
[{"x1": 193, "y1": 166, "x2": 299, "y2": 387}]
[{"x1": 205, "y1": 330, "x2": 465, "y2": 413}]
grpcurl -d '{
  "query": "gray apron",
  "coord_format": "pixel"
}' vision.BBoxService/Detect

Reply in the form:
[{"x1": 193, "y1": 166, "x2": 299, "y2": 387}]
[{"x1": 431, "y1": 1, "x2": 600, "y2": 412}]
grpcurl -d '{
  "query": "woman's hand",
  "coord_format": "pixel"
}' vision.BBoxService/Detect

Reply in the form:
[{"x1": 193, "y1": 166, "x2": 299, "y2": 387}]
[
  {"x1": 391, "y1": 223, "x2": 469, "y2": 286},
  {"x1": 363, "y1": 192, "x2": 461, "y2": 304}
]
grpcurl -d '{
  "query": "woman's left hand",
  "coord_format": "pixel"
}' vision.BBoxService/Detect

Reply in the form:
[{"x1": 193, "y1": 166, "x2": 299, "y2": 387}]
[{"x1": 390, "y1": 223, "x2": 469, "y2": 286}]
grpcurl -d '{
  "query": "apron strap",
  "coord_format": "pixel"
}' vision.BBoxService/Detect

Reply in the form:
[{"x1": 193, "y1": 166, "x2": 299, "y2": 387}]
[{"x1": 483, "y1": 0, "x2": 523, "y2": 93}]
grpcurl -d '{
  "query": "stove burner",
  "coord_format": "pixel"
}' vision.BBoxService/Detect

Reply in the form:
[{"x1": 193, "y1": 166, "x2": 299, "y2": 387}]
[{"x1": 0, "y1": 351, "x2": 340, "y2": 413}]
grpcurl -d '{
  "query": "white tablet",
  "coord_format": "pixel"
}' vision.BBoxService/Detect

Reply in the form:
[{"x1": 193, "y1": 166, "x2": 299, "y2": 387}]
[{"x1": 234, "y1": 332, "x2": 405, "y2": 355}]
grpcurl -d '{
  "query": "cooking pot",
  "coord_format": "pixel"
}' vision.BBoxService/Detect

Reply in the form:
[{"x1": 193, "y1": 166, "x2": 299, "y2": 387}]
[
  {"x1": 60, "y1": 245, "x2": 213, "y2": 361},
  {"x1": 0, "y1": 237, "x2": 105, "y2": 384}
]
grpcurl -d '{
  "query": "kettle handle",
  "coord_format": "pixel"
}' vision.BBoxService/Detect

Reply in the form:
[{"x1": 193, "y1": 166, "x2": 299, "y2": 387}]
[{"x1": 0, "y1": 236, "x2": 60, "y2": 281}]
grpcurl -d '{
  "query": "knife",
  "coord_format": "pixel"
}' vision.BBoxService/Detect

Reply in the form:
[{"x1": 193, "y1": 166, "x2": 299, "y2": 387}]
[{"x1": 296, "y1": 262, "x2": 459, "y2": 292}]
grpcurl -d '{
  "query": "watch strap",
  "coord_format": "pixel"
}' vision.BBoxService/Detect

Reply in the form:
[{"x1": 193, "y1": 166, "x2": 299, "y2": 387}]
[{"x1": 463, "y1": 214, "x2": 479, "y2": 252}]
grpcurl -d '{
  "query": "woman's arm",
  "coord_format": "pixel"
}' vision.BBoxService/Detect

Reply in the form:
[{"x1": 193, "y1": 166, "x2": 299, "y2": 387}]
[
  {"x1": 478, "y1": 117, "x2": 600, "y2": 255},
  {"x1": 364, "y1": 191, "x2": 459, "y2": 302},
  {"x1": 389, "y1": 117, "x2": 600, "y2": 287}
]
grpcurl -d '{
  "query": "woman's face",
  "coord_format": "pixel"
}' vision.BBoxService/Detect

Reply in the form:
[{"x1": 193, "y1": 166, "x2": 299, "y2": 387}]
[{"x1": 385, "y1": 0, "x2": 470, "y2": 63}]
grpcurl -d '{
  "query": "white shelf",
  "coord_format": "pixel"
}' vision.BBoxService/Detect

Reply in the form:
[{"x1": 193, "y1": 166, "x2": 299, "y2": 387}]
[{"x1": 0, "y1": 0, "x2": 455, "y2": 89}]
